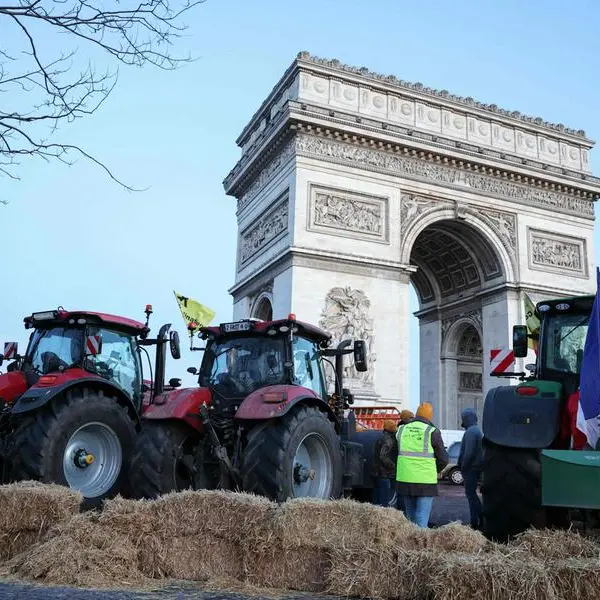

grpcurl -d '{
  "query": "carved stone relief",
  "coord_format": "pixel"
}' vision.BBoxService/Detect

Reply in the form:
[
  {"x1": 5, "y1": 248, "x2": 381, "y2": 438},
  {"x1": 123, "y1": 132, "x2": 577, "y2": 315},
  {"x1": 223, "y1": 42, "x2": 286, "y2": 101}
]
[
  {"x1": 319, "y1": 287, "x2": 376, "y2": 387},
  {"x1": 400, "y1": 194, "x2": 452, "y2": 235},
  {"x1": 528, "y1": 228, "x2": 586, "y2": 275},
  {"x1": 459, "y1": 372, "x2": 482, "y2": 391},
  {"x1": 471, "y1": 208, "x2": 517, "y2": 259},
  {"x1": 239, "y1": 197, "x2": 289, "y2": 266},
  {"x1": 295, "y1": 134, "x2": 594, "y2": 217},
  {"x1": 309, "y1": 185, "x2": 389, "y2": 242}
]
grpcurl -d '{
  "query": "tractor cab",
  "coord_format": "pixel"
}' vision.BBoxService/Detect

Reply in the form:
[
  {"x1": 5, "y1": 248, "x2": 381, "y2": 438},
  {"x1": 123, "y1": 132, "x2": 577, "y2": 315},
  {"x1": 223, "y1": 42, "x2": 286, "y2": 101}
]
[{"x1": 0, "y1": 306, "x2": 181, "y2": 413}]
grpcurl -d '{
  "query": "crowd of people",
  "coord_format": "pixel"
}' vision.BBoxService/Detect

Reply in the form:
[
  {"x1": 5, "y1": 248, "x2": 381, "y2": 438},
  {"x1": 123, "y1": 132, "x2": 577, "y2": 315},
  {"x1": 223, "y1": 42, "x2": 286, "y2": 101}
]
[{"x1": 372, "y1": 403, "x2": 484, "y2": 529}]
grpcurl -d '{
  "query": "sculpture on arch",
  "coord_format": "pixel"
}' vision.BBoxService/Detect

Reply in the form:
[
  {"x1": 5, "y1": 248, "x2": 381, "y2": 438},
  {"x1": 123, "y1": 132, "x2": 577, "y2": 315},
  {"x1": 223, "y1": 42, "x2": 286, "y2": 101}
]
[{"x1": 319, "y1": 286, "x2": 376, "y2": 387}]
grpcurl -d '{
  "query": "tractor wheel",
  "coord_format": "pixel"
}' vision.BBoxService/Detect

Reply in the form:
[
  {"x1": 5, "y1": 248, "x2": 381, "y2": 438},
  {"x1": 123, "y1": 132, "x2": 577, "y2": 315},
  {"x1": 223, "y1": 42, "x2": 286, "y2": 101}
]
[
  {"x1": 241, "y1": 404, "x2": 342, "y2": 502},
  {"x1": 481, "y1": 439, "x2": 545, "y2": 542},
  {"x1": 128, "y1": 421, "x2": 211, "y2": 499},
  {"x1": 9, "y1": 388, "x2": 136, "y2": 508}
]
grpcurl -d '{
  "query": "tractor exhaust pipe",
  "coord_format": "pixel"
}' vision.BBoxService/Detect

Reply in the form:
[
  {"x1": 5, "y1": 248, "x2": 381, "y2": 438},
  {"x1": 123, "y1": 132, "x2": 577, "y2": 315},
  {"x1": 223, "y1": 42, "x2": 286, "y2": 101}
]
[{"x1": 153, "y1": 323, "x2": 171, "y2": 398}]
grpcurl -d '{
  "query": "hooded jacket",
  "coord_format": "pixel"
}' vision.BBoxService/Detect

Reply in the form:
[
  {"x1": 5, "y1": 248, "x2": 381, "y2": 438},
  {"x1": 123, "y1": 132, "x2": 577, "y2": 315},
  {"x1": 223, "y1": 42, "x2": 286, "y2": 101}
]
[
  {"x1": 457, "y1": 408, "x2": 484, "y2": 473},
  {"x1": 372, "y1": 430, "x2": 398, "y2": 479}
]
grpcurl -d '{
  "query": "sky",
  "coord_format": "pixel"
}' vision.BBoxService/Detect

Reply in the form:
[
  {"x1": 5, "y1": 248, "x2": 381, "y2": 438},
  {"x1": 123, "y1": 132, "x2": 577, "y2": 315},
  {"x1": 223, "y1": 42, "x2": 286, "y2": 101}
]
[{"x1": 1, "y1": 0, "x2": 600, "y2": 407}]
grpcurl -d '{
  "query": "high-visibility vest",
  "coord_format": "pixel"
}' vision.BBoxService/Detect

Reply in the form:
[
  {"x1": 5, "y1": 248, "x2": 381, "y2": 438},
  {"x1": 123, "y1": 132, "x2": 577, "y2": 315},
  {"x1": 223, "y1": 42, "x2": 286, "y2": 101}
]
[{"x1": 396, "y1": 420, "x2": 437, "y2": 484}]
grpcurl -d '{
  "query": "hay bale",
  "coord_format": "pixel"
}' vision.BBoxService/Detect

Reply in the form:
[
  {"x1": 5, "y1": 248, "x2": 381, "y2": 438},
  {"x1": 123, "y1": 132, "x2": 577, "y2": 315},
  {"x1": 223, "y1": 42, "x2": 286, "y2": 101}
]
[
  {"x1": 327, "y1": 545, "x2": 430, "y2": 600},
  {"x1": 0, "y1": 531, "x2": 43, "y2": 561},
  {"x1": 510, "y1": 529, "x2": 600, "y2": 561},
  {"x1": 429, "y1": 552, "x2": 555, "y2": 600},
  {"x1": 402, "y1": 522, "x2": 491, "y2": 554},
  {"x1": 103, "y1": 490, "x2": 275, "y2": 544},
  {"x1": 138, "y1": 534, "x2": 243, "y2": 581},
  {"x1": 7, "y1": 512, "x2": 146, "y2": 589},
  {"x1": 549, "y1": 558, "x2": 600, "y2": 600},
  {"x1": 0, "y1": 481, "x2": 81, "y2": 533},
  {"x1": 244, "y1": 544, "x2": 329, "y2": 593},
  {"x1": 273, "y1": 497, "x2": 412, "y2": 550}
]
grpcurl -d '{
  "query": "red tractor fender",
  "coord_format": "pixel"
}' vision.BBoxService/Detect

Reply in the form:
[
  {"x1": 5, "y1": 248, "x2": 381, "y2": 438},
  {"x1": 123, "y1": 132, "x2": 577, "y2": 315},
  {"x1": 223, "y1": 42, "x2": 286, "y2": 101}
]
[
  {"x1": 9, "y1": 368, "x2": 141, "y2": 427},
  {"x1": 235, "y1": 384, "x2": 339, "y2": 429},
  {"x1": 141, "y1": 387, "x2": 211, "y2": 433},
  {"x1": 0, "y1": 371, "x2": 28, "y2": 407}
]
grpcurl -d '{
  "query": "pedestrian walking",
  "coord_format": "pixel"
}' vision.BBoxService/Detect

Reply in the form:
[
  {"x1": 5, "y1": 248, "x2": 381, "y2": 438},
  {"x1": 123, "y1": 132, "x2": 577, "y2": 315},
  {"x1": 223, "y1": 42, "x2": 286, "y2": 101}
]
[
  {"x1": 396, "y1": 402, "x2": 449, "y2": 528},
  {"x1": 372, "y1": 420, "x2": 398, "y2": 507},
  {"x1": 457, "y1": 407, "x2": 484, "y2": 530}
]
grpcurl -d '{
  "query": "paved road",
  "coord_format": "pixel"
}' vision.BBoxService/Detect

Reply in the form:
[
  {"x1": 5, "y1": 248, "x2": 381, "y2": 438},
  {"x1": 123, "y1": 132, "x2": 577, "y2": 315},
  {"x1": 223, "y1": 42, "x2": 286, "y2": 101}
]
[{"x1": 0, "y1": 483, "x2": 469, "y2": 599}]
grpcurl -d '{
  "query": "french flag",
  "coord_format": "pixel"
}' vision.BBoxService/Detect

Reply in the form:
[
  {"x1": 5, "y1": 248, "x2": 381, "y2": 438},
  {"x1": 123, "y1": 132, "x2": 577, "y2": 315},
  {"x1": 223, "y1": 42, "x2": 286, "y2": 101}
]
[{"x1": 577, "y1": 267, "x2": 600, "y2": 450}]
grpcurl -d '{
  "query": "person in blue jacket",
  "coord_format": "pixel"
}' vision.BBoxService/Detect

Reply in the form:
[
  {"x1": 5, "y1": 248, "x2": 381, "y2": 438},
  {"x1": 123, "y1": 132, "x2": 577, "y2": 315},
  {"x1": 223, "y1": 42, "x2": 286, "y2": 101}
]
[{"x1": 457, "y1": 407, "x2": 484, "y2": 530}]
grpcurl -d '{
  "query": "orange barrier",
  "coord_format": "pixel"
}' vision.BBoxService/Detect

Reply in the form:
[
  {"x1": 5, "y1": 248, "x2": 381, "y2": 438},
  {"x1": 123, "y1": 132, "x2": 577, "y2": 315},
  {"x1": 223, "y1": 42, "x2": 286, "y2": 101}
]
[{"x1": 353, "y1": 406, "x2": 401, "y2": 431}]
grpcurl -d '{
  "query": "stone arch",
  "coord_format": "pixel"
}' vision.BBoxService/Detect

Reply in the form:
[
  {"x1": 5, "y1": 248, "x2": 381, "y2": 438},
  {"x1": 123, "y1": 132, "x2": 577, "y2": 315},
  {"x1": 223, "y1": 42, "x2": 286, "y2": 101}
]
[
  {"x1": 442, "y1": 316, "x2": 483, "y2": 358},
  {"x1": 251, "y1": 293, "x2": 273, "y2": 321},
  {"x1": 400, "y1": 206, "x2": 516, "y2": 289}
]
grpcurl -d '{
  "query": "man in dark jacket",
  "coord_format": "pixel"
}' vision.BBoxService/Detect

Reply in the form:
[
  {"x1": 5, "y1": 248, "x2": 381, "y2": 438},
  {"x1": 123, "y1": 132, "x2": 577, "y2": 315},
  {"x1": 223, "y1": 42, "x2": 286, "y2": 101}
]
[
  {"x1": 372, "y1": 420, "x2": 398, "y2": 507},
  {"x1": 457, "y1": 407, "x2": 484, "y2": 529},
  {"x1": 396, "y1": 403, "x2": 449, "y2": 527}
]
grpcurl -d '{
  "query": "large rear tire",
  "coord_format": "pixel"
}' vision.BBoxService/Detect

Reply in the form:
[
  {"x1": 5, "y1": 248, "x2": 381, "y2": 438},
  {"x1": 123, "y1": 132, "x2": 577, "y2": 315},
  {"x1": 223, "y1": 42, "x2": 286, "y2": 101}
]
[
  {"x1": 129, "y1": 421, "x2": 212, "y2": 499},
  {"x1": 481, "y1": 439, "x2": 545, "y2": 541},
  {"x1": 9, "y1": 388, "x2": 136, "y2": 508},
  {"x1": 241, "y1": 404, "x2": 342, "y2": 502}
]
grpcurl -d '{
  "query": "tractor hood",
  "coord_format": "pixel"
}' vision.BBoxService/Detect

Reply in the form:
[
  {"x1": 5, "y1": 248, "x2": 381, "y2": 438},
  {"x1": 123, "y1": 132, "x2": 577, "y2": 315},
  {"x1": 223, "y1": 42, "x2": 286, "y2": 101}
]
[{"x1": 0, "y1": 371, "x2": 28, "y2": 406}]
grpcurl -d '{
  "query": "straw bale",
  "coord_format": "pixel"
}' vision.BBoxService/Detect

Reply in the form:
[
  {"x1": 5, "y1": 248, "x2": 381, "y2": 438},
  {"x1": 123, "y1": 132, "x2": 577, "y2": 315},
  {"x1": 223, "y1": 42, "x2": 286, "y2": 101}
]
[
  {"x1": 0, "y1": 481, "x2": 81, "y2": 533},
  {"x1": 510, "y1": 528, "x2": 600, "y2": 561},
  {"x1": 244, "y1": 543, "x2": 329, "y2": 593},
  {"x1": 7, "y1": 512, "x2": 146, "y2": 589},
  {"x1": 104, "y1": 490, "x2": 275, "y2": 543},
  {"x1": 401, "y1": 522, "x2": 491, "y2": 554},
  {"x1": 0, "y1": 531, "x2": 43, "y2": 561},
  {"x1": 549, "y1": 557, "x2": 600, "y2": 600},
  {"x1": 429, "y1": 552, "x2": 555, "y2": 600},
  {"x1": 327, "y1": 545, "x2": 432, "y2": 600},
  {"x1": 273, "y1": 497, "x2": 413, "y2": 550},
  {"x1": 138, "y1": 534, "x2": 243, "y2": 581}
]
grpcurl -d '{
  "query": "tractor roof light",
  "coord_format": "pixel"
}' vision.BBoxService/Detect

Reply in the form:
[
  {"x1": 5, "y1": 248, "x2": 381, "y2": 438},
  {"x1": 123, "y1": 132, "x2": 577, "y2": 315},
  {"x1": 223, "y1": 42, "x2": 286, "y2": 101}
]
[
  {"x1": 31, "y1": 310, "x2": 58, "y2": 321},
  {"x1": 288, "y1": 313, "x2": 296, "y2": 321},
  {"x1": 145, "y1": 304, "x2": 153, "y2": 314}
]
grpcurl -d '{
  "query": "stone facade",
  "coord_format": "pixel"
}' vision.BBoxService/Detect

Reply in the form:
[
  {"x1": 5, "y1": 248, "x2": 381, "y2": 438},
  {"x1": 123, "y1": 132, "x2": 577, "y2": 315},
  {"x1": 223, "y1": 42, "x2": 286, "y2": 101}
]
[{"x1": 223, "y1": 52, "x2": 600, "y2": 428}]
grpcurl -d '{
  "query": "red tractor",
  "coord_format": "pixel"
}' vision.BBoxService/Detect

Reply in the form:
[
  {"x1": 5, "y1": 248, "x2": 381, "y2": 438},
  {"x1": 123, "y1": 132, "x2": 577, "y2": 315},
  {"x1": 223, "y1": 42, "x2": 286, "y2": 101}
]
[
  {"x1": 129, "y1": 314, "x2": 373, "y2": 501},
  {"x1": 0, "y1": 306, "x2": 181, "y2": 507}
]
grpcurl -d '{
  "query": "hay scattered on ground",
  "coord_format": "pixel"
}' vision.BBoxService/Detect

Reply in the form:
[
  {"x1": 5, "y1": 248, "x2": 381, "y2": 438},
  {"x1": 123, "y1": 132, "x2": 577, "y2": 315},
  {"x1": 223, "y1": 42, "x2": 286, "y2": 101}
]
[
  {"x1": 327, "y1": 546, "x2": 431, "y2": 600},
  {"x1": 244, "y1": 544, "x2": 329, "y2": 593},
  {"x1": 6, "y1": 512, "x2": 146, "y2": 589},
  {"x1": 510, "y1": 528, "x2": 600, "y2": 561},
  {"x1": 138, "y1": 535, "x2": 243, "y2": 581},
  {"x1": 0, "y1": 481, "x2": 81, "y2": 534},
  {"x1": 549, "y1": 557, "x2": 600, "y2": 600},
  {"x1": 273, "y1": 497, "x2": 412, "y2": 550},
  {"x1": 429, "y1": 552, "x2": 555, "y2": 600}
]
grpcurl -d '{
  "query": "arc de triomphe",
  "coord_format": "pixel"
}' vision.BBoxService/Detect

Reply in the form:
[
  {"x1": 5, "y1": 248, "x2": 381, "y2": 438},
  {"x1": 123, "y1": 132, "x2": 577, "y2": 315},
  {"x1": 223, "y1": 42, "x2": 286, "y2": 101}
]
[{"x1": 223, "y1": 52, "x2": 600, "y2": 429}]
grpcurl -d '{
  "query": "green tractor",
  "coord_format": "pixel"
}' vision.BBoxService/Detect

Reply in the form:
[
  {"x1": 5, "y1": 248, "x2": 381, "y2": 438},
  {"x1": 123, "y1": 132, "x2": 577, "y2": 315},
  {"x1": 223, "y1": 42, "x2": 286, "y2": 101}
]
[{"x1": 481, "y1": 294, "x2": 599, "y2": 541}]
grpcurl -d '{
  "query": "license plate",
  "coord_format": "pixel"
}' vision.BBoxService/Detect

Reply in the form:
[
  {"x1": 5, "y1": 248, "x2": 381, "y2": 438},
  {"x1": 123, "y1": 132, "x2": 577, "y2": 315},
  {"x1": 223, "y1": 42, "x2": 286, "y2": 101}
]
[{"x1": 221, "y1": 321, "x2": 252, "y2": 333}]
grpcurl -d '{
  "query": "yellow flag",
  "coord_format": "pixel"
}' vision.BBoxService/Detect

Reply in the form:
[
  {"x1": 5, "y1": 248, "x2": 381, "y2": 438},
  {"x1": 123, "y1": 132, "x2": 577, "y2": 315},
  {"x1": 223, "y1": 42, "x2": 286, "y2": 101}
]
[
  {"x1": 173, "y1": 291, "x2": 216, "y2": 330},
  {"x1": 523, "y1": 292, "x2": 540, "y2": 351}
]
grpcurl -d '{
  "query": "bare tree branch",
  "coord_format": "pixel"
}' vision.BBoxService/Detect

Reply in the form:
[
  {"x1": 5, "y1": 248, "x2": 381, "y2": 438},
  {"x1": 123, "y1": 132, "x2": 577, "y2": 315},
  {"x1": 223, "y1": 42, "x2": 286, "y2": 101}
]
[{"x1": 0, "y1": 0, "x2": 203, "y2": 204}]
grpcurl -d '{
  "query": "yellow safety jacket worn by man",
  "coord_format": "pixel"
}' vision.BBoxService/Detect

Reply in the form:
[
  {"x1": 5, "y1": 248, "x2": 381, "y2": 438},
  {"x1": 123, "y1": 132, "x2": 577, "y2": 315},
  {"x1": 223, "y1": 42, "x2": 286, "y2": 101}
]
[{"x1": 396, "y1": 416, "x2": 449, "y2": 497}]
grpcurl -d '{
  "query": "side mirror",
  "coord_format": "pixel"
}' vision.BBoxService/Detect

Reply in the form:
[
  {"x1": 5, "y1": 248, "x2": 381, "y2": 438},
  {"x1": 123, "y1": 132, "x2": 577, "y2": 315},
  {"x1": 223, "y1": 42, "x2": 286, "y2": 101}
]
[
  {"x1": 342, "y1": 387, "x2": 354, "y2": 405},
  {"x1": 0, "y1": 355, "x2": 3, "y2": 368},
  {"x1": 187, "y1": 367, "x2": 198, "y2": 375},
  {"x1": 170, "y1": 331, "x2": 181, "y2": 360},
  {"x1": 512, "y1": 325, "x2": 528, "y2": 358},
  {"x1": 353, "y1": 340, "x2": 368, "y2": 372},
  {"x1": 169, "y1": 377, "x2": 182, "y2": 388},
  {"x1": 84, "y1": 334, "x2": 102, "y2": 357}
]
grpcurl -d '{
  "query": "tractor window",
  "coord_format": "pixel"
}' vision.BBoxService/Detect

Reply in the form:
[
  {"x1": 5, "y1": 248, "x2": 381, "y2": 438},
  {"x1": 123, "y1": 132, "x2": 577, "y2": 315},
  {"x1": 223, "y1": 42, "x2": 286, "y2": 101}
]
[
  {"x1": 543, "y1": 313, "x2": 589, "y2": 375},
  {"x1": 292, "y1": 336, "x2": 325, "y2": 397},
  {"x1": 28, "y1": 327, "x2": 84, "y2": 374},
  {"x1": 200, "y1": 336, "x2": 287, "y2": 395},
  {"x1": 86, "y1": 328, "x2": 141, "y2": 400}
]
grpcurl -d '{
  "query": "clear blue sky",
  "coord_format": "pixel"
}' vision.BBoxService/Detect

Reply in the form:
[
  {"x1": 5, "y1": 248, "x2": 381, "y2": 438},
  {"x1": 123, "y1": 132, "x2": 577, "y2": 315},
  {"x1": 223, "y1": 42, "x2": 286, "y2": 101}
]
[{"x1": 2, "y1": 0, "x2": 600, "y2": 403}]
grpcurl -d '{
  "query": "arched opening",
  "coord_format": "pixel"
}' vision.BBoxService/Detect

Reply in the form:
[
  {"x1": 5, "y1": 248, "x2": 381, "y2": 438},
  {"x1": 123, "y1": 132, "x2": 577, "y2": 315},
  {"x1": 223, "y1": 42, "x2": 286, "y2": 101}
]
[
  {"x1": 408, "y1": 218, "x2": 505, "y2": 428},
  {"x1": 252, "y1": 296, "x2": 273, "y2": 321}
]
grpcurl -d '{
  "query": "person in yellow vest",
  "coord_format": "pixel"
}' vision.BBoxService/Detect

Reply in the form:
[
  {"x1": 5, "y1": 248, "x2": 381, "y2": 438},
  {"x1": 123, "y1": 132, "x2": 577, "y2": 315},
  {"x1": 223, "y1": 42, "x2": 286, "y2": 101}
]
[{"x1": 396, "y1": 402, "x2": 449, "y2": 528}]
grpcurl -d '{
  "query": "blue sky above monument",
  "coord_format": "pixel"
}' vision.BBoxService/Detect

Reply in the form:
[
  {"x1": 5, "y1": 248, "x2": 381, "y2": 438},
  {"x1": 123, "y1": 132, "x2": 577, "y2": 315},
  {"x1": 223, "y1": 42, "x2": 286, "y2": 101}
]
[{"x1": 1, "y1": 0, "x2": 599, "y2": 402}]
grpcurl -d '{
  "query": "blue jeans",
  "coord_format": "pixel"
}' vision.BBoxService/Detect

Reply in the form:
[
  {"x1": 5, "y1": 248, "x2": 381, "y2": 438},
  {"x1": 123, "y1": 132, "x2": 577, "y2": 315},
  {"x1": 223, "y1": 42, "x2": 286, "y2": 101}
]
[
  {"x1": 463, "y1": 470, "x2": 483, "y2": 528},
  {"x1": 376, "y1": 478, "x2": 394, "y2": 507},
  {"x1": 403, "y1": 496, "x2": 434, "y2": 528}
]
